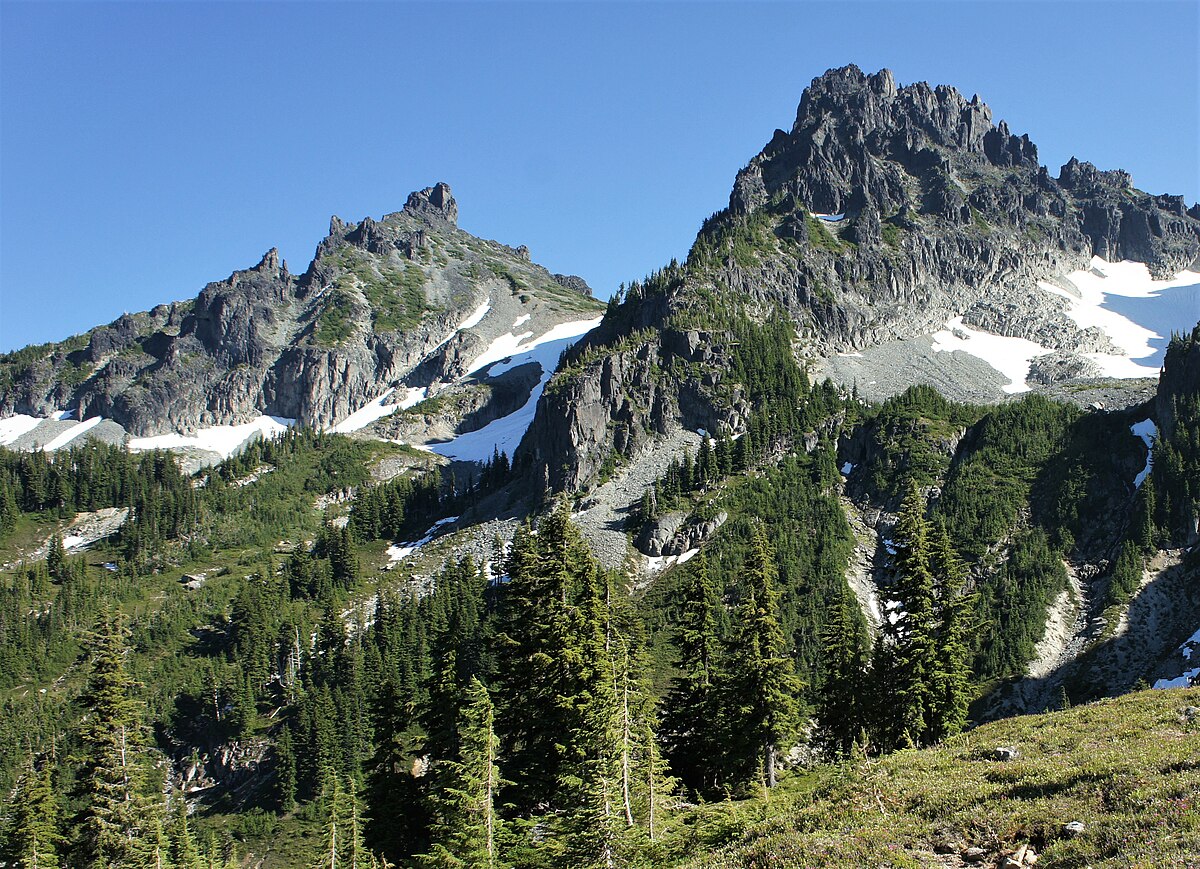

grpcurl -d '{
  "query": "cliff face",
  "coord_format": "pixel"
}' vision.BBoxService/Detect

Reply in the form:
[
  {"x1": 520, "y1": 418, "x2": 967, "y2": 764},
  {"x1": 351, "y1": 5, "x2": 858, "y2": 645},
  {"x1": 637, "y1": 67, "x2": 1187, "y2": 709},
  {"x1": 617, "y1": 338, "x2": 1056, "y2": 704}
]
[
  {"x1": 0, "y1": 184, "x2": 599, "y2": 435},
  {"x1": 519, "y1": 66, "x2": 1200, "y2": 492}
]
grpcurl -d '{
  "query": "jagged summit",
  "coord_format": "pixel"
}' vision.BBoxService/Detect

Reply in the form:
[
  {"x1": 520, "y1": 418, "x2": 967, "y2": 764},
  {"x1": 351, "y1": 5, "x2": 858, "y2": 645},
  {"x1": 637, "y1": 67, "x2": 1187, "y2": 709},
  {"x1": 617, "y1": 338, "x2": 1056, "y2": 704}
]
[
  {"x1": 404, "y1": 181, "x2": 458, "y2": 225},
  {"x1": 0, "y1": 183, "x2": 602, "y2": 443},
  {"x1": 519, "y1": 67, "x2": 1200, "y2": 493}
]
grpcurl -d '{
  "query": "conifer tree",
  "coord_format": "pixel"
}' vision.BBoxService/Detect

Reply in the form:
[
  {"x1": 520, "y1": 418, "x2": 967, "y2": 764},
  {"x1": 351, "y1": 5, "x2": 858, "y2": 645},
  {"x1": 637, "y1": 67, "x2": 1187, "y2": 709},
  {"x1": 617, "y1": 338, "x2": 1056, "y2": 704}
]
[
  {"x1": 661, "y1": 553, "x2": 723, "y2": 794},
  {"x1": 7, "y1": 756, "x2": 63, "y2": 868},
  {"x1": 275, "y1": 724, "x2": 298, "y2": 813},
  {"x1": 815, "y1": 586, "x2": 869, "y2": 757},
  {"x1": 417, "y1": 677, "x2": 505, "y2": 869},
  {"x1": 74, "y1": 605, "x2": 162, "y2": 867},
  {"x1": 888, "y1": 480, "x2": 938, "y2": 748},
  {"x1": 167, "y1": 796, "x2": 202, "y2": 869},
  {"x1": 721, "y1": 523, "x2": 803, "y2": 788},
  {"x1": 928, "y1": 520, "x2": 973, "y2": 742}
]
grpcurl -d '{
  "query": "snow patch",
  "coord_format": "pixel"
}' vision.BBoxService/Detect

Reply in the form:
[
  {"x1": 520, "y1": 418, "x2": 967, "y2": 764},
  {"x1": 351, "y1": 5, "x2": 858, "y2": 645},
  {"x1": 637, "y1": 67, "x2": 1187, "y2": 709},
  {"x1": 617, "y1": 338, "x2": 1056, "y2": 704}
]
[
  {"x1": 427, "y1": 318, "x2": 602, "y2": 463},
  {"x1": 458, "y1": 300, "x2": 491, "y2": 331},
  {"x1": 512, "y1": 314, "x2": 531, "y2": 328},
  {"x1": 1039, "y1": 258, "x2": 1200, "y2": 377},
  {"x1": 129, "y1": 415, "x2": 293, "y2": 459},
  {"x1": 41, "y1": 416, "x2": 103, "y2": 451},
  {"x1": 931, "y1": 316, "x2": 1053, "y2": 393},
  {"x1": 331, "y1": 388, "x2": 398, "y2": 434},
  {"x1": 1153, "y1": 626, "x2": 1200, "y2": 689},
  {"x1": 813, "y1": 213, "x2": 845, "y2": 222},
  {"x1": 840, "y1": 462, "x2": 854, "y2": 476},
  {"x1": 0, "y1": 415, "x2": 44, "y2": 446},
  {"x1": 1130, "y1": 418, "x2": 1158, "y2": 489},
  {"x1": 387, "y1": 516, "x2": 459, "y2": 562}
]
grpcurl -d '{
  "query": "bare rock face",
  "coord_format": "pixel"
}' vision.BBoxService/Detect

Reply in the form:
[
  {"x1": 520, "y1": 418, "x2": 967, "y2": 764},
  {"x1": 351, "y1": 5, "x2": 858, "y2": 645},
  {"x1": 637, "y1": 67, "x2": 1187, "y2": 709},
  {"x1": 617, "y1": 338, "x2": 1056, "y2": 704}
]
[
  {"x1": 521, "y1": 65, "x2": 1200, "y2": 492},
  {"x1": 0, "y1": 184, "x2": 603, "y2": 436}
]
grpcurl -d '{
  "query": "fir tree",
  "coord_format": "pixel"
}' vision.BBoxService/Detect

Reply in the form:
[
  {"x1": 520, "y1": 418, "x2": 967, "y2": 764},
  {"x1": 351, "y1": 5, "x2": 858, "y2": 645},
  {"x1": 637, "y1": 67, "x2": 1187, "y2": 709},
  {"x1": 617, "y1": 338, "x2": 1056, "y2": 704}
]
[
  {"x1": 815, "y1": 586, "x2": 869, "y2": 757},
  {"x1": 275, "y1": 724, "x2": 298, "y2": 814},
  {"x1": 6, "y1": 756, "x2": 63, "y2": 868},
  {"x1": 927, "y1": 520, "x2": 974, "y2": 742},
  {"x1": 721, "y1": 523, "x2": 803, "y2": 789},
  {"x1": 661, "y1": 553, "x2": 722, "y2": 794},
  {"x1": 166, "y1": 796, "x2": 202, "y2": 869},
  {"x1": 74, "y1": 605, "x2": 162, "y2": 867},
  {"x1": 417, "y1": 678, "x2": 505, "y2": 869},
  {"x1": 888, "y1": 480, "x2": 938, "y2": 749}
]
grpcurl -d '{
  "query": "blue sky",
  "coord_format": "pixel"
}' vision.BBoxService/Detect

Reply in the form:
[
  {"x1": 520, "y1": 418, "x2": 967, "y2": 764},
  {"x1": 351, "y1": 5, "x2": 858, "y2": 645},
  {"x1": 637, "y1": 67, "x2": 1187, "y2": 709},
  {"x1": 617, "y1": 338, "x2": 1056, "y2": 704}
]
[{"x1": 1, "y1": 1, "x2": 1196, "y2": 351}]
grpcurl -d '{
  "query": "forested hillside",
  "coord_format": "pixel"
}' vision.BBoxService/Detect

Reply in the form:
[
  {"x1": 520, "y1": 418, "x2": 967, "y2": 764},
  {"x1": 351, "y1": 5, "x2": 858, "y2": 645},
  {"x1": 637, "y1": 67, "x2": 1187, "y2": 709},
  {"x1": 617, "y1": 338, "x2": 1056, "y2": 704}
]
[{"x1": 0, "y1": 328, "x2": 1197, "y2": 867}]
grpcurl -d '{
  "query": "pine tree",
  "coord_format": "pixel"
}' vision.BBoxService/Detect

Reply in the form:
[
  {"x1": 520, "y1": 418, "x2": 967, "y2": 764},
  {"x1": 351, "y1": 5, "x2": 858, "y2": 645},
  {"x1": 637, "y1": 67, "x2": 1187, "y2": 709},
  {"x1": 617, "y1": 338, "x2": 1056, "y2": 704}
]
[
  {"x1": 661, "y1": 553, "x2": 722, "y2": 794},
  {"x1": 720, "y1": 523, "x2": 803, "y2": 789},
  {"x1": 7, "y1": 756, "x2": 63, "y2": 868},
  {"x1": 74, "y1": 604, "x2": 162, "y2": 867},
  {"x1": 275, "y1": 724, "x2": 298, "y2": 813},
  {"x1": 927, "y1": 520, "x2": 974, "y2": 742},
  {"x1": 888, "y1": 480, "x2": 938, "y2": 749},
  {"x1": 417, "y1": 678, "x2": 505, "y2": 869},
  {"x1": 166, "y1": 796, "x2": 202, "y2": 869},
  {"x1": 815, "y1": 586, "x2": 869, "y2": 757}
]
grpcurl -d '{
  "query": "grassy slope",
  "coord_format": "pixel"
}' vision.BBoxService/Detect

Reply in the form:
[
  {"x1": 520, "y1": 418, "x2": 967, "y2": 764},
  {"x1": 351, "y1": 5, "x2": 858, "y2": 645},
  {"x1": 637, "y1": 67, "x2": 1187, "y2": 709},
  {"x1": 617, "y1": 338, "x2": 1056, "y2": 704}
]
[{"x1": 685, "y1": 687, "x2": 1200, "y2": 868}]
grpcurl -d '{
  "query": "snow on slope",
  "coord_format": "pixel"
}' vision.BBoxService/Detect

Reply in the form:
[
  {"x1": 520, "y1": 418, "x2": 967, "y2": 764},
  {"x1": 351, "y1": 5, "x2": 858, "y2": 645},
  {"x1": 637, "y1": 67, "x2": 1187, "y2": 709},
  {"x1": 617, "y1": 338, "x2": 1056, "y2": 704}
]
[
  {"x1": 1154, "y1": 626, "x2": 1200, "y2": 689},
  {"x1": 41, "y1": 416, "x2": 103, "y2": 451},
  {"x1": 0, "y1": 414, "x2": 43, "y2": 446},
  {"x1": 1039, "y1": 258, "x2": 1200, "y2": 376},
  {"x1": 128, "y1": 415, "x2": 294, "y2": 458},
  {"x1": 427, "y1": 317, "x2": 603, "y2": 462},
  {"x1": 387, "y1": 516, "x2": 459, "y2": 562},
  {"x1": 928, "y1": 259, "x2": 1200, "y2": 393},
  {"x1": 330, "y1": 386, "x2": 427, "y2": 434},
  {"x1": 1130, "y1": 418, "x2": 1158, "y2": 489},
  {"x1": 931, "y1": 317, "x2": 1053, "y2": 393}
]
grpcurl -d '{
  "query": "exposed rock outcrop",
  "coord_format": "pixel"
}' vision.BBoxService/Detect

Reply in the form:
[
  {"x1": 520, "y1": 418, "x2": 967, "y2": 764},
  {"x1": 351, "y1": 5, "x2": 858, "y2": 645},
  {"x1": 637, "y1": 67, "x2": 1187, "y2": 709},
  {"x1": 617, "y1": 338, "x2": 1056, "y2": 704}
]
[
  {"x1": 519, "y1": 65, "x2": 1200, "y2": 492},
  {"x1": 0, "y1": 184, "x2": 603, "y2": 435}
]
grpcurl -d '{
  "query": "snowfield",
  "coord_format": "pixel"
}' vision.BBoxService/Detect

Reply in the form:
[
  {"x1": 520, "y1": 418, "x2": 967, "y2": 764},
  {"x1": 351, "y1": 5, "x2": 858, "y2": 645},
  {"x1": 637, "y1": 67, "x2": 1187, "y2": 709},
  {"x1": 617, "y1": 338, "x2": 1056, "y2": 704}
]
[
  {"x1": 128, "y1": 415, "x2": 294, "y2": 458},
  {"x1": 931, "y1": 317, "x2": 1054, "y2": 393},
  {"x1": 0, "y1": 414, "x2": 44, "y2": 446},
  {"x1": 427, "y1": 317, "x2": 603, "y2": 463},
  {"x1": 1039, "y1": 257, "x2": 1200, "y2": 376},
  {"x1": 927, "y1": 259, "x2": 1200, "y2": 393}
]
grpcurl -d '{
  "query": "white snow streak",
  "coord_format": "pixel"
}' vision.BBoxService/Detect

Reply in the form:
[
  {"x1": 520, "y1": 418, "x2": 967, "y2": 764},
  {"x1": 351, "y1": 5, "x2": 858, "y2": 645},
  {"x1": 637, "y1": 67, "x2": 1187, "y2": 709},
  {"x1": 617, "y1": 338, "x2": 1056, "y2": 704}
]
[
  {"x1": 387, "y1": 516, "x2": 459, "y2": 562},
  {"x1": 457, "y1": 300, "x2": 491, "y2": 331},
  {"x1": 1130, "y1": 418, "x2": 1158, "y2": 489},
  {"x1": 931, "y1": 317, "x2": 1053, "y2": 393},
  {"x1": 128, "y1": 415, "x2": 293, "y2": 458},
  {"x1": 41, "y1": 416, "x2": 103, "y2": 451}
]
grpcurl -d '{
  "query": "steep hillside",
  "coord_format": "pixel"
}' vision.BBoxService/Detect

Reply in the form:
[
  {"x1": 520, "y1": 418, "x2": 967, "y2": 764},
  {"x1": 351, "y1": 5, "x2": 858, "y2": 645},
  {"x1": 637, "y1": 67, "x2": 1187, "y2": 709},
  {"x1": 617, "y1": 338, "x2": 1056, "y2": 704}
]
[
  {"x1": 0, "y1": 184, "x2": 602, "y2": 454},
  {"x1": 520, "y1": 65, "x2": 1200, "y2": 494}
]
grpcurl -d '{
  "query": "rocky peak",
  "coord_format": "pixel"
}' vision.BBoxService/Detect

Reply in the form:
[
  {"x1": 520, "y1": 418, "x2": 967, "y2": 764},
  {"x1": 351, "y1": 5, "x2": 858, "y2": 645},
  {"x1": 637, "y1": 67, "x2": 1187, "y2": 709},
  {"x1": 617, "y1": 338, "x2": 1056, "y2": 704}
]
[
  {"x1": 404, "y1": 182, "x2": 458, "y2": 226},
  {"x1": 730, "y1": 65, "x2": 1041, "y2": 218}
]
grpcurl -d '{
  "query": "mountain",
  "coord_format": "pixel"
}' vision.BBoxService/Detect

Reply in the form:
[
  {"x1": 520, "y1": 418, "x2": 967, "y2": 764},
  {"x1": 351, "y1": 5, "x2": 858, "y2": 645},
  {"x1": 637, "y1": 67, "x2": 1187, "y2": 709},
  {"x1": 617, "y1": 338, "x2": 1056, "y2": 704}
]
[
  {"x1": 1, "y1": 65, "x2": 1200, "y2": 869},
  {"x1": 519, "y1": 65, "x2": 1200, "y2": 493},
  {"x1": 0, "y1": 183, "x2": 602, "y2": 465}
]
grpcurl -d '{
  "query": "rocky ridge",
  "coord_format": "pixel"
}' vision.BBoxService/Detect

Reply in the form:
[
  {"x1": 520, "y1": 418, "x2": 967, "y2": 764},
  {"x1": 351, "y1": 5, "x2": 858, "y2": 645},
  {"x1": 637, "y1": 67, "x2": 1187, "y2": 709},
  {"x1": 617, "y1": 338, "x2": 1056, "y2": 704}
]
[
  {"x1": 0, "y1": 184, "x2": 601, "y2": 439},
  {"x1": 519, "y1": 65, "x2": 1200, "y2": 493}
]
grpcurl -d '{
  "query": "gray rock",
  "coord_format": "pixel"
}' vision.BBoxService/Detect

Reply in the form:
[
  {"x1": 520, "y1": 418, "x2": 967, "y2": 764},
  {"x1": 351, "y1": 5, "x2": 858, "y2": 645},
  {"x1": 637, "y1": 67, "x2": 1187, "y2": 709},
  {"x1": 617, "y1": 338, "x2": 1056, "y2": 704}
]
[
  {"x1": 520, "y1": 65, "x2": 1200, "y2": 493},
  {"x1": 0, "y1": 184, "x2": 604, "y2": 440}
]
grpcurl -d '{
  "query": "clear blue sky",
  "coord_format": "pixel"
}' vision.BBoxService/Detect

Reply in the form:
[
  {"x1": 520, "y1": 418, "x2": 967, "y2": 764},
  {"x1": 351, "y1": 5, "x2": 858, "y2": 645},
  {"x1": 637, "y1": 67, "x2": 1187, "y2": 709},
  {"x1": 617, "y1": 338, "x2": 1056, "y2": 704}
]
[{"x1": 1, "y1": 1, "x2": 1196, "y2": 352}]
